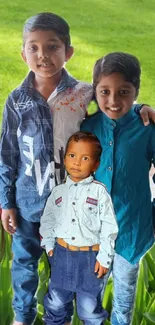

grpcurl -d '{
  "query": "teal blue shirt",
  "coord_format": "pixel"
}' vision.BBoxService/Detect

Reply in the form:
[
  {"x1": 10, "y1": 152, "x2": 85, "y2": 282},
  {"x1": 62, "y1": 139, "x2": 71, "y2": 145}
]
[{"x1": 81, "y1": 109, "x2": 155, "y2": 264}]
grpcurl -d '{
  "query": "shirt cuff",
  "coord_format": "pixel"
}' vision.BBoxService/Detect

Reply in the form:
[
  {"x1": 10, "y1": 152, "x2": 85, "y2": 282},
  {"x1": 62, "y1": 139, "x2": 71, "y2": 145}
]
[
  {"x1": 45, "y1": 245, "x2": 55, "y2": 255},
  {"x1": 96, "y1": 250, "x2": 114, "y2": 268},
  {"x1": 133, "y1": 103, "x2": 149, "y2": 115}
]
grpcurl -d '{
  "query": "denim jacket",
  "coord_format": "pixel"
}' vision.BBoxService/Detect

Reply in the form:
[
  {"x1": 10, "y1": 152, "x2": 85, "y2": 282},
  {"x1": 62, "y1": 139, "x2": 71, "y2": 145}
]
[{"x1": 0, "y1": 69, "x2": 93, "y2": 222}]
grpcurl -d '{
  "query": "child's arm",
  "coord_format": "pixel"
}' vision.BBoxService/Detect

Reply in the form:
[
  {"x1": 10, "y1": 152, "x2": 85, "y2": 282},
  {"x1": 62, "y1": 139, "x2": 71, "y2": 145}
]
[
  {"x1": 39, "y1": 189, "x2": 57, "y2": 254},
  {"x1": 95, "y1": 188, "x2": 118, "y2": 277},
  {"x1": 0, "y1": 95, "x2": 19, "y2": 234},
  {"x1": 133, "y1": 104, "x2": 155, "y2": 126}
]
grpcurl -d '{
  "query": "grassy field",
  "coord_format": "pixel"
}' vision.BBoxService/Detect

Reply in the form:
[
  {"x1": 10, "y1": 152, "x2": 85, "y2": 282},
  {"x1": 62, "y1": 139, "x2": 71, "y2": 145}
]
[
  {"x1": 0, "y1": 0, "x2": 155, "y2": 120},
  {"x1": 0, "y1": 0, "x2": 155, "y2": 324}
]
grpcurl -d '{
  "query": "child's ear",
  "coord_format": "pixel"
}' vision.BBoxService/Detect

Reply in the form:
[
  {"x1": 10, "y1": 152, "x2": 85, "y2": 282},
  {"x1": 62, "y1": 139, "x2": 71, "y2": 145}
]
[
  {"x1": 21, "y1": 50, "x2": 27, "y2": 63},
  {"x1": 65, "y1": 46, "x2": 74, "y2": 62},
  {"x1": 93, "y1": 161, "x2": 100, "y2": 172}
]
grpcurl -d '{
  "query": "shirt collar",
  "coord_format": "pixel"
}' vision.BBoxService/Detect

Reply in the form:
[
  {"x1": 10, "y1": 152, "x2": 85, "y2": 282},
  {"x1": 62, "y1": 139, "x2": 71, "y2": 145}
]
[
  {"x1": 57, "y1": 68, "x2": 78, "y2": 92},
  {"x1": 65, "y1": 175, "x2": 94, "y2": 187},
  {"x1": 102, "y1": 108, "x2": 136, "y2": 129},
  {"x1": 47, "y1": 68, "x2": 78, "y2": 101},
  {"x1": 19, "y1": 71, "x2": 48, "y2": 107},
  {"x1": 20, "y1": 68, "x2": 78, "y2": 101}
]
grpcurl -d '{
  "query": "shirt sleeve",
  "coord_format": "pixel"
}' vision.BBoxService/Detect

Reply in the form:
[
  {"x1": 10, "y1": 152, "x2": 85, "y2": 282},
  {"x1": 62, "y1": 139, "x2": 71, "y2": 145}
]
[
  {"x1": 39, "y1": 189, "x2": 57, "y2": 253},
  {"x1": 0, "y1": 94, "x2": 19, "y2": 208},
  {"x1": 150, "y1": 128, "x2": 155, "y2": 230},
  {"x1": 132, "y1": 103, "x2": 144, "y2": 115},
  {"x1": 96, "y1": 188, "x2": 118, "y2": 268}
]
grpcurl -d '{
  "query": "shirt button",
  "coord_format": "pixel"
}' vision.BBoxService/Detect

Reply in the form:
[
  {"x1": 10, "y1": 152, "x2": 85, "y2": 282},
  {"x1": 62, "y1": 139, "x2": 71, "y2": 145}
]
[
  {"x1": 89, "y1": 207, "x2": 92, "y2": 210},
  {"x1": 72, "y1": 219, "x2": 75, "y2": 222},
  {"x1": 107, "y1": 261, "x2": 110, "y2": 265},
  {"x1": 74, "y1": 183, "x2": 78, "y2": 186},
  {"x1": 72, "y1": 237, "x2": 75, "y2": 240},
  {"x1": 72, "y1": 202, "x2": 76, "y2": 205},
  {"x1": 109, "y1": 141, "x2": 113, "y2": 145},
  {"x1": 108, "y1": 166, "x2": 112, "y2": 171}
]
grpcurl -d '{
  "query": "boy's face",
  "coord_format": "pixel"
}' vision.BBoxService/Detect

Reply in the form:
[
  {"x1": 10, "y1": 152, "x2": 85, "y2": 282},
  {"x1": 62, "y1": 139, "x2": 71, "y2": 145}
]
[
  {"x1": 96, "y1": 72, "x2": 137, "y2": 120},
  {"x1": 22, "y1": 29, "x2": 73, "y2": 80},
  {"x1": 64, "y1": 140, "x2": 99, "y2": 182}
]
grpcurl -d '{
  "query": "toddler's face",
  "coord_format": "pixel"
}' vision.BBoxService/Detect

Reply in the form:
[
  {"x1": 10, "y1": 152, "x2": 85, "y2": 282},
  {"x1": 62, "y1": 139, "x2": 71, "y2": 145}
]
[
  {"x1": 95, "y1": 72, "x2": 137, "y2": 120},
  {"x1": 64, "y1": 140, "x2": 99, "y2": 182}
]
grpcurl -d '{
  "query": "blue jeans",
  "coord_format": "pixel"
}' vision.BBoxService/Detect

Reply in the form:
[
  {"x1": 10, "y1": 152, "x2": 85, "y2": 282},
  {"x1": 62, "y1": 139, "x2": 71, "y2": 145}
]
[
  {"x1": 111, "y1": 253, "x2": 139, "y2": 325},
  {"x1": 12, "y1": 216, "x2": 72, "y2": 325},
  {"x1": 43, "y1": 243, "x2": 108, "y2": 325}
]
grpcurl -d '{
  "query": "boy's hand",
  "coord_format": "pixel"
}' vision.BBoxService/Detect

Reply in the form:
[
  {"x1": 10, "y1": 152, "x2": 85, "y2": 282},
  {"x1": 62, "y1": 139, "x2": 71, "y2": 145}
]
[
  {"x1": 94, "y1": 260, "x2": 109, "y2": 278},
  {"x1": 1, "y1": 209, "x2": 17, "y2": 234},
  {"x1": 140, "y1": 105, "x2": 155, "y2": 126},
  {"x1": 48, "y1": 250, "x2": 53, "y2": 257}
]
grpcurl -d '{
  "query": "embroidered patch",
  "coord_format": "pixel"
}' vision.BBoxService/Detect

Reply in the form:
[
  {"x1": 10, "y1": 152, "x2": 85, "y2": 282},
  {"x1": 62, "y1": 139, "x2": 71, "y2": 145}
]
[
  {"x1": 86, "y1": 197, "x2": 98, "y2": 206},
  {"x1": 55, "y1": 197, "x2": 62, "y2": 205}
]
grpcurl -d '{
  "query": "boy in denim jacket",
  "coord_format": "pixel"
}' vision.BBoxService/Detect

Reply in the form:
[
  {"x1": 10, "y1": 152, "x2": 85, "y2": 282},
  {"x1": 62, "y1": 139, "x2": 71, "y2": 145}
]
[{"x1": 0, "y1": 12, "x2": 92, "y2": 325}]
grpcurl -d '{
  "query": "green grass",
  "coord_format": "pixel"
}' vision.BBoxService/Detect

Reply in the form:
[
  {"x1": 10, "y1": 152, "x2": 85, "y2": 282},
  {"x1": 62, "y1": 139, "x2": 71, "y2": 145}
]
[
  {"x1": 0, "y1": 0, "x2": 155, "y2": 121},
  {"x1": 0, "y1": 0, "x2": 155, "y2": 324}
]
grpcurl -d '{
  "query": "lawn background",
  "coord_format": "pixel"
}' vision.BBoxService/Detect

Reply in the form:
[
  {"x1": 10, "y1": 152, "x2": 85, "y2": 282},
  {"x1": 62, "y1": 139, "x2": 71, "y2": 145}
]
[{"x1": 0, "y1": 0, "x2": 155, "y2": 324}]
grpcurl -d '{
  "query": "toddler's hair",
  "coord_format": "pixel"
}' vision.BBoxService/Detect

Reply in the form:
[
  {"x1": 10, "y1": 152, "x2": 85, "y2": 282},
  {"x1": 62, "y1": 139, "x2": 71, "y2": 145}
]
[
  {"x1": 23, "y1": 12, "x2": 71, "y2": 49},
  {"x1": 93, "y1": 52, "x2": 141, "y2": 95},
  {"x1": 65, "y1": 131, "x2": 102, "y2": 162}
]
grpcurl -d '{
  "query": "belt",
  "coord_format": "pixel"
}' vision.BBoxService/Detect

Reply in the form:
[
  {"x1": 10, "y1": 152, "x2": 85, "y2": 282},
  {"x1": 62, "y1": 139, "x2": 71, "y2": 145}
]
[{"x1": 57, "y1": 238, "x2": 99, "y2": 251}]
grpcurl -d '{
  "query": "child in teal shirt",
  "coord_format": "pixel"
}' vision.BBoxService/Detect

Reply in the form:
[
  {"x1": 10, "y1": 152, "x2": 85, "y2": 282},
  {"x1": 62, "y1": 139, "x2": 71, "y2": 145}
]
[{"x1": 81, "y1": 52, "x2": 155, "y2": 325}]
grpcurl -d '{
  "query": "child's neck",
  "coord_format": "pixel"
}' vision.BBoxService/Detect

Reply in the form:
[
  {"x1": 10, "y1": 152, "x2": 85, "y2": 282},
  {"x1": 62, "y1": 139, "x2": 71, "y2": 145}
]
[{"x1": 34, "y1": 71, "x2": 62, "y2": 100}]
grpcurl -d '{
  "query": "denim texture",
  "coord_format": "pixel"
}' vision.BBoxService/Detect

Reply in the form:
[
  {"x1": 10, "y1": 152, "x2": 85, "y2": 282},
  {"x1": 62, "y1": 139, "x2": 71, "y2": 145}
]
[
  {"x1": 101, "y1": 253, "x2": 139, "y2": 325},
  {"x1": 43, "y1": 243, "x2": 108, "y2": 324},
  {"x1": 12, "y1": 215, "x2": 43, "y2": 324},
  {"x1": 12, "y1": 217, "x2": 73, "y2": 324}
]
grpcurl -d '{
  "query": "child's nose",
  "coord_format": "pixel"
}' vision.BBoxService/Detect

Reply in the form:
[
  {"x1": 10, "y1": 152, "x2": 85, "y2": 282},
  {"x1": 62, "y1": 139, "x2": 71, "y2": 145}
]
[
  {"x1": 38, "y1": 48, "x2": 49, "y2": 59},
  {"x1": 74, "y1": 158, "x2": 81, "y2": 166},
  {"x1": 109, "y1": 93, "x2": 119, "y2": 106}
]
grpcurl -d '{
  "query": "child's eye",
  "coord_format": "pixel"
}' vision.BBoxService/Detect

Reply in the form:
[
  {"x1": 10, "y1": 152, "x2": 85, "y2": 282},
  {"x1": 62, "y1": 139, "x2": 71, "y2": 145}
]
[
  {"x1": 48, "y1": 44, "x2": 58, "y2": 50},
  {"x1": 69, "y1": 153, "x2": 75, "y2": 158},
  {"x1": 119, "y1": 89, "x2": 130, "y2": 95},
  {"x1": 83, "y1": 156, "x2": 89, "y2": 161},
  {"x1": 28, "y1": 45, "x2": 37, "y2": 52},
  {"x1": 100, "y1": 89, "x2": 109, "y2": 95}
]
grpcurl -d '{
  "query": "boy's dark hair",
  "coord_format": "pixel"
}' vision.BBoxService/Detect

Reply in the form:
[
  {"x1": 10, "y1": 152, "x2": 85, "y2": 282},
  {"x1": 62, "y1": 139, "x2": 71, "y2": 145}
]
[
  {"x1": 23, "y1": 12, "x2": 71, "y2": 49},
  {"x1": 93, "y1": 52, "x2": 141, "y2": 96},
  {"x1": 65, "y1": 131, "x2": 102, "y2": 162}
]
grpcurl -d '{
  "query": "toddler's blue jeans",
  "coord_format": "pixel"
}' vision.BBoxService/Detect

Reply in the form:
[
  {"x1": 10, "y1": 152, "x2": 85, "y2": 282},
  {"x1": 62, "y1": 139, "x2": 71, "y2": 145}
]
[
  {"x1": 12, "y1": 215, "x2": 72, "y2": 325},
  {"x1": 43, "y1": 243, "x2": 108, "y2": 325}
]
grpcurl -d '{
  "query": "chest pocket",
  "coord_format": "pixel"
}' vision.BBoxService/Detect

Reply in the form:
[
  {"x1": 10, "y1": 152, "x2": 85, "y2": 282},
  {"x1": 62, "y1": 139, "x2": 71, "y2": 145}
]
[{"x1": 82, "y1": 198, "x2": 98, "y2": 226}]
